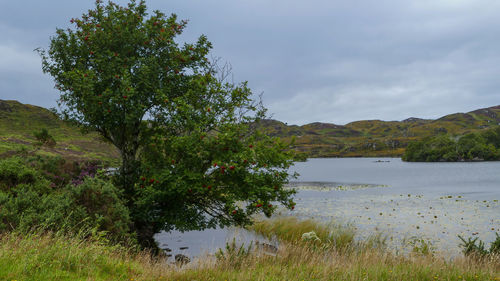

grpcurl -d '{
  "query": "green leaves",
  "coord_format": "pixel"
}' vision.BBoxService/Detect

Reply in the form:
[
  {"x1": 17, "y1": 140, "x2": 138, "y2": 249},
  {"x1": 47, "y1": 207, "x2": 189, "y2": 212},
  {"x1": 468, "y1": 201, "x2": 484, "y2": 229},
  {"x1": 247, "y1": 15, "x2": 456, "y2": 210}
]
[
  {"x1": 403, "y1": 127, "x2": 500, "y2": 162},
  {"x1": 39, "y1": 0, "x2": 297, "y2": 248},
  {"x1": 40, "y1": 0, "x2": 211, "y2": 136},
  {"x1": 137, "y1": 119, "x2": 296, "y2": 232}
]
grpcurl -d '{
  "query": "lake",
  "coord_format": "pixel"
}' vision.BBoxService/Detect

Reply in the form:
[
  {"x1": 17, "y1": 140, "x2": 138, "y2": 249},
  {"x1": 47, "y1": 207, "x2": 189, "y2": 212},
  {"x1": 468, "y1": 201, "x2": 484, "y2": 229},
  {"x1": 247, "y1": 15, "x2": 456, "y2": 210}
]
[{"x1": 155, "y1": 158, "x2": 500, "y2": 258}]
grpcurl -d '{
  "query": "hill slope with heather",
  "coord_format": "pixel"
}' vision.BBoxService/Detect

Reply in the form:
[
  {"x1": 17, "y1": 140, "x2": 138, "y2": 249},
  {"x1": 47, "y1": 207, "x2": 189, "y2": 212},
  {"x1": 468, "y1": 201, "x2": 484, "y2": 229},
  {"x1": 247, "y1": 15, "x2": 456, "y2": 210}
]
[
  {"x1": 1, "y1": 99, "x2": 499, "y2": 159},
  {"x1": 258, "y1": 105, "x2": 500, "y2": 157},
  {"x1": 0, "y1": 99, "x2": 119, "y2": 163}
]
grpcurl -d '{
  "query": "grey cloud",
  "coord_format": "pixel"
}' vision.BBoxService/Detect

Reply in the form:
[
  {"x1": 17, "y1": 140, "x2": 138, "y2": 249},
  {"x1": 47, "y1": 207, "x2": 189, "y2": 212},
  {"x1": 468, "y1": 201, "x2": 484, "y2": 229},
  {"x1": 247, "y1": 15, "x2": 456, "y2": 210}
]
[
  {"x1": 0, "y1": 42, "x2": 58, "y2": 108},
  {"x1": 1, "y1": 0, "x2": 499, "y2": 124}
]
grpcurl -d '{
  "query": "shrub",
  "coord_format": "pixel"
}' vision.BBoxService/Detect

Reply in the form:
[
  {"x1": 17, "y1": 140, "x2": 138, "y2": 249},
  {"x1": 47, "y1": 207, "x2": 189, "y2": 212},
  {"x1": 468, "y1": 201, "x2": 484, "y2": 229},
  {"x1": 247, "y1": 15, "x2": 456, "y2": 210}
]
[
  {"x1": 405, "y1": 237, "x2": 435, "y2": 256},
  {"x1": 215, "y1": 238, "x2": 253, "y2": 268},
  {"x1": 0, "y1": 157, "x2": 44, "y2": 192},
  {"x1": 403, "y1": 127, "x2": 500, "y2": 162},
  {"x1": 0, "y1": 157, "x2": 131, "y2": 243},
  {"x1": 26, "y1": 155, "x2": 101, "y2": 188},
  {"x1": 488, "y1": 233, "x2": 500, "y2": 254},
  {"x1": 458, "y1": 233, "x2": 500, "y2": 257},
  {"x1": 69, "y1": 177, "x2": 132, "y2": 242},
  {"x1": 33, "y1": 128, "x2": 56, "y2": 148},
  {"x1": 0, "y1": 185, "x2": 73, "y2": 233}
]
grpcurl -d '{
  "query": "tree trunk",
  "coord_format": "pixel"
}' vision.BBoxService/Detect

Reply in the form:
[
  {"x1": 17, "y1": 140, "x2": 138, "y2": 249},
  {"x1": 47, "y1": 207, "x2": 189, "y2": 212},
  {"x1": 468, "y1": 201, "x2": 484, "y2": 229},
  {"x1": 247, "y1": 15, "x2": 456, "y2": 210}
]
[
  {"x1": 134, "y1": 221, "x2": 161, "y2": 255},
  {"x1": 117, "y1": 146, "x2": 161, "y2": 253},
  {"x1": 118, "y1": 147, "x2": 139, "y2": 205}
]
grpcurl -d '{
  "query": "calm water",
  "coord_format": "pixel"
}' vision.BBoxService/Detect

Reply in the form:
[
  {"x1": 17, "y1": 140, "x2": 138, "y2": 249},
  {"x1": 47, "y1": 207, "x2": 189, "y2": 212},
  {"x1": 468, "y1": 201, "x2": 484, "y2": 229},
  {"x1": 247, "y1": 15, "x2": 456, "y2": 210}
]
[
  {"x1": 156, "y1": 158, "x2": 500, "y2": 258},
  {"x1": 291, "y1": 158, "x2": 500, "y2": 199}
]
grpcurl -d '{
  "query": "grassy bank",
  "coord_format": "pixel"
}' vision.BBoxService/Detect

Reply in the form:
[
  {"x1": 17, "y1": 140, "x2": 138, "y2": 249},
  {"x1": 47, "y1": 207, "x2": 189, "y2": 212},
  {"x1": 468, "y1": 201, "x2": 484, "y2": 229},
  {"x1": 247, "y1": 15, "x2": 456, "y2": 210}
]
[
  {"x1": 0, "y1": 231, "x2": 170, "y2": 281},
  {"x1": 0, "y1": 219, "x2": 498, "y2": 281},
  {"x1": 177, "y1": 245, "x2": 499, "y2": 281}
]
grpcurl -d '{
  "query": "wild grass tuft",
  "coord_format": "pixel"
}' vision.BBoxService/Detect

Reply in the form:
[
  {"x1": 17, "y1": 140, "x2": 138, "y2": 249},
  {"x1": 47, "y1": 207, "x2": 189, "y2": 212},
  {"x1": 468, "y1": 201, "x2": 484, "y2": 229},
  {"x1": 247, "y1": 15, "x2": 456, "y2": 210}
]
[{"x1": 249, "y1": 216, "x2": 360, "y2": 252}]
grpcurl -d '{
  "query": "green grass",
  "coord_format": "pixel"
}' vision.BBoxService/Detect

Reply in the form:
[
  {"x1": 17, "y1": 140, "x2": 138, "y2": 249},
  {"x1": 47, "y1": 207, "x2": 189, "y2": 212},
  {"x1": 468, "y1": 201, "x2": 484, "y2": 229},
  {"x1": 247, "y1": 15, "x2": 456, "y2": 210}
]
[
  {"x1": 0, "y1": 100, "x2": 119, "y2": 164},
  {"x1": 2, "y1": 218, "x2": 498, "y2": 280},
  {"x1": 0, "y1": 231, "x2": 170, "y2": 281},
  {"x1": 249, "y1": 216, "x2": 357, "y2": 250},
  {"x1": 178, "y1": 218, "x2": 500, "y2": 280}
]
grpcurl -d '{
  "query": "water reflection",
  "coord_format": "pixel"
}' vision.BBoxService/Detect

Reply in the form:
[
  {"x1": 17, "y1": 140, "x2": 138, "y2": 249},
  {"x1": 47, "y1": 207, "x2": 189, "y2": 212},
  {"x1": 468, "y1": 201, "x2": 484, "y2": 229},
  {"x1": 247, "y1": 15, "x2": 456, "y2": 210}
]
[{"x1": 154, "y1": 227, "x2": 275, "y2": 259}]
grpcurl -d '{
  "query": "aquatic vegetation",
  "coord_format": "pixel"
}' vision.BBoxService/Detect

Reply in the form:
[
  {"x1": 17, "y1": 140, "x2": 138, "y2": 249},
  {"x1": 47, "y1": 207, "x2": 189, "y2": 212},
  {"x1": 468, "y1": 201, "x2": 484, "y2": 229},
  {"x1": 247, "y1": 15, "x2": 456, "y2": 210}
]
[
  {"x1": 249, "y1": 216, "x2": 356, "y2": 251},
  {"x1": 215, "y1": 238, "x2": 253, "y2": 269},
  {"x1": 459, "y1": 232, "x2": 500, "y2": 257},
  {"x1": 286, "y1": 181, "x2": 388, "y2": 191},
  {"x1": 288, "y1": 190, "x2": 500, "y2": 256}
]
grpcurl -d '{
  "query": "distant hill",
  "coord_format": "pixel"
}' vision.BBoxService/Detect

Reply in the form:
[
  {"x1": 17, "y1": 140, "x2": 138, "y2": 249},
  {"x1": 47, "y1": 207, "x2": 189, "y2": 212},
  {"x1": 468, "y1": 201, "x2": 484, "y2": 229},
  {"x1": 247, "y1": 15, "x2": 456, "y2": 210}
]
[
  {"x1": 258, "y1": 105, "x2": 500, "y2": 157},
  {"x1": 0, "y1": 100, "x2": 119, "y2": 163},
  {"x1": 1, "y1": 99, "x2": 499, "y2": 159}
]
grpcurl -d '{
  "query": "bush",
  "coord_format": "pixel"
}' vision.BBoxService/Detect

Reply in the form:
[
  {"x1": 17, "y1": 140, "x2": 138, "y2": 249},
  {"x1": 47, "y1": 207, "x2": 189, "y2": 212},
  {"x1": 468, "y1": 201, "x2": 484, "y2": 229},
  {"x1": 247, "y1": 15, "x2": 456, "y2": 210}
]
[
  {"x1": 482, "y1": 127, "x2": 500, "y2": 149},
  {"x1": 26, "y1": 155, "x2": 101, "y2": 189},
  {"x1": 0, "y1": 185, "x2": 73, "y2": 233},
  {"x1": 489, "y1": 233, "x2": 500, "y2": 254},
  {"x1": 458, "y1": 233, "x2": 500, "y2": 257},
  {"x1": 403, "y1": 127, "x2": 500, "y2": 162},
  {"x1": 0, "y1": 157, "x2": 45, "y2": 192},
  {"x1": 469, "y1": 143, "x2": 498, "y2": 160},
  {"x1": 69, "y1": 177, "x2": 132, "y2": 242},
  {"x1": 33, "y1": 128, "x2": 56, "y2": 148},
  {"x1": 215, "y1": 238, "x2": 253, "y2": 269},
  {"x1": 0, "y1": 156, "x2": 132, "y2": 243}
]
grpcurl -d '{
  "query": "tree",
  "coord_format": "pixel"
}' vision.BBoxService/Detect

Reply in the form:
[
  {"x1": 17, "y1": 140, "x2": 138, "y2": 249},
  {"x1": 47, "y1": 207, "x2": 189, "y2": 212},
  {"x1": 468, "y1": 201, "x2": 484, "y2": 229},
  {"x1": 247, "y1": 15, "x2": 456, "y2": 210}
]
[
  {"x1": 33, "y1": 128, "x2": 56, "y2": 148},
  {"x1": 481, "y1": 126, "x2": 500, "y2": 149},
  {"x1": 38, "y1": 0, "x2": 296, "y2": 249}
]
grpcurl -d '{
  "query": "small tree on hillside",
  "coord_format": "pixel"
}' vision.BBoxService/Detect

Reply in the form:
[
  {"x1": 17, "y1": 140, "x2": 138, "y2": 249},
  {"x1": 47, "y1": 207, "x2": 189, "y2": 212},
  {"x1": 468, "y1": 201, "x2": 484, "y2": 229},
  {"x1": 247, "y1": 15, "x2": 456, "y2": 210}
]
[
  {"x1": 38, "y1": 0, "x2": 296, "y2": 249},
  {"x1": 33, "y1": 128, "x2": 56, "y2": 148}
]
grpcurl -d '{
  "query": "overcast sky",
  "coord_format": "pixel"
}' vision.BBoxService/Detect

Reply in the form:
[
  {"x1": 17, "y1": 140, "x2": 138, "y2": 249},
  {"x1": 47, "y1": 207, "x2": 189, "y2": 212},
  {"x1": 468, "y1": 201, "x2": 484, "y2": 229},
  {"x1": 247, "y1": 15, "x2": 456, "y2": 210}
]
[{"x1": 1, "y1": 0, "x2": 499, "y2": 125}]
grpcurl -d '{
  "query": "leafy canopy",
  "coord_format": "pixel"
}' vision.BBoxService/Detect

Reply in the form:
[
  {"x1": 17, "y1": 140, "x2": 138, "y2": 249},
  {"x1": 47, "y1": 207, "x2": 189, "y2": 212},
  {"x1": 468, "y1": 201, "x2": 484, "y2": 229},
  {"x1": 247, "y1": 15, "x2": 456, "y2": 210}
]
[
  {"x1": 39, "y1": 0, "x2": 297, "y2": 246},
  {"x1": 402, "y1": 127, "x2": 500, "y2": 162}
]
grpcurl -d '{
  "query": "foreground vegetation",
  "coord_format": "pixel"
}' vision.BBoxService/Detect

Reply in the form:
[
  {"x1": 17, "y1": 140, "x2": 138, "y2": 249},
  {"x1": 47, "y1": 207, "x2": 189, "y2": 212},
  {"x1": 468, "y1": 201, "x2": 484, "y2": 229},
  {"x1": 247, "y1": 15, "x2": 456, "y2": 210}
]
[
  {"x1": 0, "y1": 218, "x2": 498, "y2": 281},
  {"x1": 403, "y1": 126, "x2": 500, "y2": 162},
  {"x1": 0, "y1": 154, "x2": 132, "y2": 241}
]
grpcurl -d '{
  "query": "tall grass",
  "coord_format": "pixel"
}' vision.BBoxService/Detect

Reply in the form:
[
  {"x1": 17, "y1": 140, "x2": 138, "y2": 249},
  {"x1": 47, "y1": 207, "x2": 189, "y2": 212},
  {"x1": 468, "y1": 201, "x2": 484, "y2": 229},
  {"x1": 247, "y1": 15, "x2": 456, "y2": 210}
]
[
  {"x1": 176, "y1": 243, "x2": 499, "y2": 281},
  {"x1": 0, "y1": 231, "x2": 170, "y2": 281},
  {"x1": 178, "y1": 217, "x2": 499, "y2": 280},
  {"x1": 250, "y1": 216, "x2": 352, "y2": 245},
  {"x1": 249, "y1": 216, "x2": 386, "y2": 252},
  {"x1": 0, "y1": 219, "x2": 498, "y2": 280}
]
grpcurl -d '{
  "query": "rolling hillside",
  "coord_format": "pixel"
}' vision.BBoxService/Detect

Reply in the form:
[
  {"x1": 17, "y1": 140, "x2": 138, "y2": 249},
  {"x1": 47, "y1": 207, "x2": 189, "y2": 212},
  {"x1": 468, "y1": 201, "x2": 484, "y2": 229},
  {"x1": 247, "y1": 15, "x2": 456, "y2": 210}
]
[
  {"x1": 259, "y1": 105, "x2": 500, "y2": 157},
  {"x1": 1, "y1": 99, "x2": 499, "y2": 159},
  {"x1": 0, "y1": 100, "x2": 119, "y2": 163}
]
